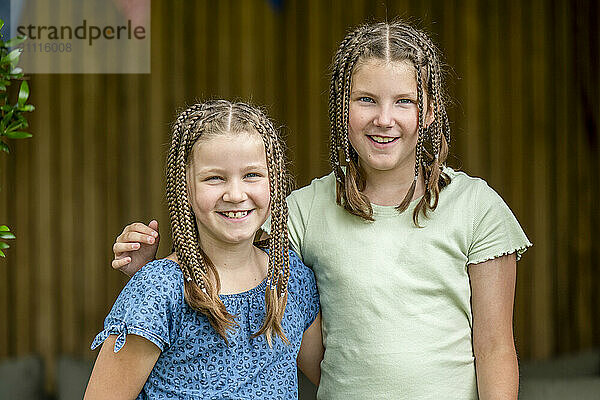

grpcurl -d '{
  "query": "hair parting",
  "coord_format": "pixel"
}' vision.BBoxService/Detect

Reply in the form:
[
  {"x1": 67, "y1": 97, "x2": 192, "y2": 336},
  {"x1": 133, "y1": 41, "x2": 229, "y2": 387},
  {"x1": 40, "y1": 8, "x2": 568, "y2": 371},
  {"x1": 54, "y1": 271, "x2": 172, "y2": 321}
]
[{"x1": 166, "y1": 100, "x2": 292, "y2": 346}]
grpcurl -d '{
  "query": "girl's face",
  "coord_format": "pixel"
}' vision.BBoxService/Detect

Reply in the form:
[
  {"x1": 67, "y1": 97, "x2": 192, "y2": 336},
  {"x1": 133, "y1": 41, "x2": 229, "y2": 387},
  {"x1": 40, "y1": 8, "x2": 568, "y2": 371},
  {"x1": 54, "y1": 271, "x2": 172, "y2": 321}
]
[
  {"x1": 187, "y1": 132, "x2": 270, "y2": 248},
  {"x1": 348, "y1": 59, "x2": 432, "y2": 178}
]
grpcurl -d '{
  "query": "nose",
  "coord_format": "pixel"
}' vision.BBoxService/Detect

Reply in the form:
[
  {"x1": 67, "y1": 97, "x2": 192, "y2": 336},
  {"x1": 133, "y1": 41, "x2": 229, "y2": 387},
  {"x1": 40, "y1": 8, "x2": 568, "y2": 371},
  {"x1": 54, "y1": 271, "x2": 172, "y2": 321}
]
[
  {"x1": 373, "y1": 105, "x2": 395, "y2": 128},
  {"x1": 222, "y1": 180, "x2": 248, "y2": 203}
]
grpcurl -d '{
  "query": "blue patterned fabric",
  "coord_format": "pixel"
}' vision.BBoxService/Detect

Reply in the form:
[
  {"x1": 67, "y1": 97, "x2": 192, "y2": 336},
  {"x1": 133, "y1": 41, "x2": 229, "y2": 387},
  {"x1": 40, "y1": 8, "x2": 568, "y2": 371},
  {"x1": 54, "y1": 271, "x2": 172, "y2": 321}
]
[{"x1": 91, "y1": 250, "x2": 319, "y2": 399}]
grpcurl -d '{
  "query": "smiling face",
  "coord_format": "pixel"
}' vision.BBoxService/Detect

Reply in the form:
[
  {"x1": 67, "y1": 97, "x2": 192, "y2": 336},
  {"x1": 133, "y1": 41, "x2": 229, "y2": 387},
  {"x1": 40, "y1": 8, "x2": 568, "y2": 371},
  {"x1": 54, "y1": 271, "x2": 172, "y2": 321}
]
[
  {"x1": 187, "y1": 131, "x2": 270, "y2": 248},
  {"x1": 348, "y1": 58, "x2": 432, "y2": 179}
]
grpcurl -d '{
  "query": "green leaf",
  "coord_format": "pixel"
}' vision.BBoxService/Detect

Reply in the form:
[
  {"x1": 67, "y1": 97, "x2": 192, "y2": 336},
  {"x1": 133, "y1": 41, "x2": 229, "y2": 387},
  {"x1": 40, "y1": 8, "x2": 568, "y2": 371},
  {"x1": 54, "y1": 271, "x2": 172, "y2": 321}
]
[
  {"x1": 1, "y1": 109, "x2": 14, "y2": 130},
  {"x1": 0, "y1": 242, "x2": 9, "y2": 249},
  {"x1": 1, "y1": 48, "x2": 22, "y2": 65},
  {"x1": 15, "y1": 115, "x2": 28, "y2": 128},
  {"x1": 0, "y1": 249, "x2": 5, "y2": 257},
  {"x1": 0, "y1": 225, "x2": 9, "y2": 231},
  {"x1": 18, "y1": 104, "x2": 34, "y2": 112},
  {"x1": 18, "y1": 81, "x2": 29, "y2": 107},
  {"x1": 6, "y1": 119, "x2": 25, "y2": 132},
  {"x1": 11, "y1": 67, "x2": 23, "y2": 75},
  {"x1": 4, "y1": 131, "x2": 31, "y2": 139},
  {"x1": 0, "y1": 20, "x2": 5, "y2": 31},
  {"x1": 5, "y1": 36, "x2": 27, "y2": 48},
  {"x1": 0, "y1": 232, "x2": 16, "y2": 239},
  {"x1": 0, "y1": 85, "x2": 5, "y2": 91},
  {"x1": 0, "y1": 141, "x2": 9, "y2": 153}
]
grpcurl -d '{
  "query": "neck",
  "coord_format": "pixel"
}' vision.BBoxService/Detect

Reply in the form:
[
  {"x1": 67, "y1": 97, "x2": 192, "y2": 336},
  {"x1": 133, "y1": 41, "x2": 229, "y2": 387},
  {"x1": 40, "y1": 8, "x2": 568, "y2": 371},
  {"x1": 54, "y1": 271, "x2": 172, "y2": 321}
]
[
  {"x1": 198, "y1": 234, "x2": 268, "y2": 294},
  {"x1": 360, "y1": 161, "x2": 425, "y2": 206},
  {"x1": 200, "y1": 236, "x2": 260, "y2": 274}
]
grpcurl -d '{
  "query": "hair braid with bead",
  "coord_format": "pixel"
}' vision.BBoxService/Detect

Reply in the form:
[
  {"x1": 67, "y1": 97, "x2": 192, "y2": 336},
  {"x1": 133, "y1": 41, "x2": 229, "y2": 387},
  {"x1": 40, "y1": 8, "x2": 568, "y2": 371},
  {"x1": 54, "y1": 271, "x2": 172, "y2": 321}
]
[
  {"x1": 328, "y1": 20, "x2": 452, "y2": 225},
  {"x1": 166, "y1": 100, "x2": 292, "y2": 346}
]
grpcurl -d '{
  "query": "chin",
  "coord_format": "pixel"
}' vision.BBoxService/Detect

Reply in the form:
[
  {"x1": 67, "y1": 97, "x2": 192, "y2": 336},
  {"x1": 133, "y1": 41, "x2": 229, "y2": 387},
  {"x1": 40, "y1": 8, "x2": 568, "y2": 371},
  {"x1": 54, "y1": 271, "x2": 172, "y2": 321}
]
[
  {"x1": 364, "y1": 160, "x2": 402, "y2": 172},
  {"x1": 221, "y1": 231, "x2": 257, "y2": 245}
]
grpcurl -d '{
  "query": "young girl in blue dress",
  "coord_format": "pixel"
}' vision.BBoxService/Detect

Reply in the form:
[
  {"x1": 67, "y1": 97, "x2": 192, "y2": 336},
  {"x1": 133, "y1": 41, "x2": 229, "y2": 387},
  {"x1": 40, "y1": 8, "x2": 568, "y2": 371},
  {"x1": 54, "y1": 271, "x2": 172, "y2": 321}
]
[
  {"x1": 111, "y1": 21, "x2": 531, "y2": 399},
  {"x1": 85, "y1": 100, "x2": 322, "y2": 399}
]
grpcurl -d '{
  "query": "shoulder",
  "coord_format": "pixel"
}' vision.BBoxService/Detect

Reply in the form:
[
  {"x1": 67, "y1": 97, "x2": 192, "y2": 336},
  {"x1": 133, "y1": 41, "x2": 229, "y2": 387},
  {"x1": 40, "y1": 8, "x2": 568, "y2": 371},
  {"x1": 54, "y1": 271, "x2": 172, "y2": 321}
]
[
  {"x1": 288, "y1": 172, "x2": 336, "y2": 205},
  {"x1": 444, "y1": 167, "x2": 488, "y2": 191},
  {"x1": 442, "y1": 167, "x2": 498, "y2": 203},
  {"x1": 126, "y1": 258, "x2": 184, "y2": 298}
]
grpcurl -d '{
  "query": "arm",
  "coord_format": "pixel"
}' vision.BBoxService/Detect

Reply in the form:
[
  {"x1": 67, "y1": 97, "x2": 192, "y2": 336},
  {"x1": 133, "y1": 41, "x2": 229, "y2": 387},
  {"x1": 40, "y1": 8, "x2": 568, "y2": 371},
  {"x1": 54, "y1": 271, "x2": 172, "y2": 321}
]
[
  {"x1": 296, "y1": 312, "x2": 324, "y2": 386},
  {"x1": 84, "y1": 334, "x2": 161, "y2": 400},
  {"x1": 469, "y1": 253, "x2": 518, "y2": 400},
  {"x1": 112, "y1": 220, "x2": 160, "y2": 277}
]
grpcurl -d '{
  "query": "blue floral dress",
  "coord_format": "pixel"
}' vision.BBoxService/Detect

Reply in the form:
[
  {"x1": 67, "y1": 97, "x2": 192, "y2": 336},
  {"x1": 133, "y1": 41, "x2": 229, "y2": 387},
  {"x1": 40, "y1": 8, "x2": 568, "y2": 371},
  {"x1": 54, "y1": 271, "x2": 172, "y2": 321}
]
[{"x1": 91, "y1": 250, "x2": 320, "y2": 399}]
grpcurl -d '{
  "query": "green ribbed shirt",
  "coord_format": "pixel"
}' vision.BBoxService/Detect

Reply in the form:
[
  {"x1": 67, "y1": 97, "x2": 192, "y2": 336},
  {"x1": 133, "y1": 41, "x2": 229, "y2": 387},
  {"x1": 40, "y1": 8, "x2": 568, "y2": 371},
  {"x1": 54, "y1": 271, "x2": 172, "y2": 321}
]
[{"x1": 267, "y1": 167, "x2": 531, "y2": 399}]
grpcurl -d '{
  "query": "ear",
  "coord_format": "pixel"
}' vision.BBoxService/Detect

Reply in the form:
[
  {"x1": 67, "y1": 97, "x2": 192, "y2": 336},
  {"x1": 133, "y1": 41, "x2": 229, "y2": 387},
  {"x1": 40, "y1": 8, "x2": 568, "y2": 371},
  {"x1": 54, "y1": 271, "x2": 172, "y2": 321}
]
[{"x1": 425, "y1": 99, "x2": 435, "y2": 128}]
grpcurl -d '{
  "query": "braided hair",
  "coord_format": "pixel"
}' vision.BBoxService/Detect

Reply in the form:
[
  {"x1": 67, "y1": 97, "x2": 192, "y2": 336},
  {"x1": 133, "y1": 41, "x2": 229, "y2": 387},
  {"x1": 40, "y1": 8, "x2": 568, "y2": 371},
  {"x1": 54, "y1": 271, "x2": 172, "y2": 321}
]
[
  {"x1": 166, "y1": 100, "x2": 293, "y2": 346},
  {"x1": 329, "y1": 21, "x2": 452, "y2": 225}
]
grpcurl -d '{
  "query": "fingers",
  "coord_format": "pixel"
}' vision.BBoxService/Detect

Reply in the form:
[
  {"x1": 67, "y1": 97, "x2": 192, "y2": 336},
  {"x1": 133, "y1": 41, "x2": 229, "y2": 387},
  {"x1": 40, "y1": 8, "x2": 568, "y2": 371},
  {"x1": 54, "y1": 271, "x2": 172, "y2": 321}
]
[
  {"x1": 117, "y1": 230, "x2": 156, "y2": 246},
  {"x1": 113, "y1": 242, "x2": 140, "y2": 255},
  {"x1": 148, "y1": 220, "x2": 159, "y2": 234},
  {"x1": 112, "y1": 256, "x2": 131, "y2": 270},
  {"x1": 123, "y1": 222, "x2": 159, "y2": 238}
]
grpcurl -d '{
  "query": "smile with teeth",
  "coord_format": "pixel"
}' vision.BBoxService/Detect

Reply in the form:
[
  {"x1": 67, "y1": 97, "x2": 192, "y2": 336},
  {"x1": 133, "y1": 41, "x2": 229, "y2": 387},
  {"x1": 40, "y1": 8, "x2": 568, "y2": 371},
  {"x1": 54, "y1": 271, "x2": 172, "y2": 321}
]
[
  {"x1": 368, "y1": 135, "x2": 398, "y2": 144},
  {"x1": 218, "y1": 210, "x2": 252, "y2": 219}
]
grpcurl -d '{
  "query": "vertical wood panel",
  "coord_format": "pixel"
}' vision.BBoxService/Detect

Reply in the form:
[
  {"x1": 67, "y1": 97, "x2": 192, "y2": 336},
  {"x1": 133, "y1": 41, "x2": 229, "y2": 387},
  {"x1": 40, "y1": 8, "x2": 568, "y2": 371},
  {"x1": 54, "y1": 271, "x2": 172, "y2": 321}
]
[
  {"x1": 57, "y1": 74, "x2": 75, "y2": 355},
  {"x1": 82, "y1": 74, "x2": 103, "y2": 354},
  {"x1": 104, "y1": 74, "x2": 121, "y2": 318},
  {"x1": 240, "y1": 1, "x2": 256, "y2": 99},
  {"x1": 530, "y1": 0, "x2": 553, "y2": 358},
  {"x1": 461, "y1": 0, "x2": 483, "y2": 175},
  {"x1": 13, "y1": 122, "x2": 31, "y2": 355},
  {"x1": 307, "y1": 0, "x2": 322, "y2": 179},
  {"x1": 284, "y1": 0, "x2": 300, "y2": 180},
  {"x1": 591, "y1": 0, "x2": 600, "y2": 346},
  {"x1": 263, "y1": 2, "x2": 276, "y2": 110},
  {"x1": 574, "y1": 0, "x2": 594, "y2": 350},
  {"x1": 554, "y1": 0, "x2": 572, "y2": 354},
  {"x1": 148, "y1": 0, "x2": 169, "y2": 258},
  {"x1": 507, "y1": 0, "x2": 531, "y2": 357},
  {"x1": 34, "y1": 73, "x2": 55, "y2": 390}
]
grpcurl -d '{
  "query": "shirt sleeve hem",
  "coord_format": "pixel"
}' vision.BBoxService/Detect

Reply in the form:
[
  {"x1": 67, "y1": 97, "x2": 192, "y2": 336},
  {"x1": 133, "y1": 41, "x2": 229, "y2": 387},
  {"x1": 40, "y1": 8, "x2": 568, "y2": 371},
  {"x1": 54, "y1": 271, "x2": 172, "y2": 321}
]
[
  {"x1": 304, "y1": 304, "x2": 321, "y2": 333},
  {"x1": 90, "y1": 320, "x2": 168, "y2": 353},
  {"x1": 467, "y1": 241, "x2": 533, "y2": 266}
]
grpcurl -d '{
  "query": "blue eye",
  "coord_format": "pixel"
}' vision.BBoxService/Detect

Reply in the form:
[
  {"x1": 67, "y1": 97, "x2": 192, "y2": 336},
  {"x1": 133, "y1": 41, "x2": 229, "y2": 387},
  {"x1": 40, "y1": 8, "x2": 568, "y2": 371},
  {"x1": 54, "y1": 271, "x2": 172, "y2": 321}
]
[
  {"x1": 398, "y1": 98, "x2": 414, "y2": 104},
  {"x1": 358, "y1": 96, "x2": 375, "y2": 103},
  {"x1": 245, "y1": 172, "x2": 263, "y2": 179},
  {"x1": 205, "y1": 176, "x2": 223, "y2": 182}
]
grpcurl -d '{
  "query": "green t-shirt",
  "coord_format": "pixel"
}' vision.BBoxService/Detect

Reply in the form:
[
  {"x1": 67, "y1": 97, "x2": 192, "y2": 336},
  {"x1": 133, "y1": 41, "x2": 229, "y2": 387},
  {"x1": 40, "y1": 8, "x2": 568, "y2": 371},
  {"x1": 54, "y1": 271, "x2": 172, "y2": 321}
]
[{"x1": 268, "y1": 167, "x2": 531, "y2": 399}]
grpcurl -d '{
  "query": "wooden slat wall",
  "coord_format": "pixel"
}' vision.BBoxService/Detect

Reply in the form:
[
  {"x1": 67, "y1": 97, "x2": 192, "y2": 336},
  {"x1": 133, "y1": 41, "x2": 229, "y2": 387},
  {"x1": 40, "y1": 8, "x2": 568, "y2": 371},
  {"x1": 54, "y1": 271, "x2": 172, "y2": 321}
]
[{"x1": 0, "y1": 0, "x2": 599, "y2": 392}]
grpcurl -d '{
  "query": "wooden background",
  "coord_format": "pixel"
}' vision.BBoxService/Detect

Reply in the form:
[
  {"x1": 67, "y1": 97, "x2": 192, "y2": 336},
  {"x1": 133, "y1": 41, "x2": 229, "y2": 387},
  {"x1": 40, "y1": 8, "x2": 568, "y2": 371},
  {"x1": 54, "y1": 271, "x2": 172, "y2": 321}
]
[{"x1": 1, "y1": 0, "x2": 599, "y2": 392}]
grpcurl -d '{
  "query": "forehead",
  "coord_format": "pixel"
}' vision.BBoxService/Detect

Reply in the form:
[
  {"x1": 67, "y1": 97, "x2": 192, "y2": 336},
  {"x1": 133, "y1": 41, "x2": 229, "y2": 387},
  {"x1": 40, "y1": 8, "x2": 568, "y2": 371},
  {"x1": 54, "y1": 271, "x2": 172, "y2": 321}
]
[
  {"x1": 190, "y1": 131, "x2": 267, "y2": 168},
  {"x1": 352, "y1": 59, "x2": 416, "y2": 90}
]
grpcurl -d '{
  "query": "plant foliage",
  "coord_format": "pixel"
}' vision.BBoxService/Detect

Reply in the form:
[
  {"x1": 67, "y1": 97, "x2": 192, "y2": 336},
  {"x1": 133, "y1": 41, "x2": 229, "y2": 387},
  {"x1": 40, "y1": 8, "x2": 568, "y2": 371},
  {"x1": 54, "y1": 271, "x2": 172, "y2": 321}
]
[{"x1": 0, "y1": 19, "x2": 34, "y2": 256}]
